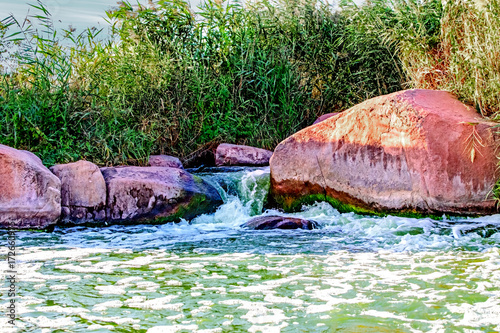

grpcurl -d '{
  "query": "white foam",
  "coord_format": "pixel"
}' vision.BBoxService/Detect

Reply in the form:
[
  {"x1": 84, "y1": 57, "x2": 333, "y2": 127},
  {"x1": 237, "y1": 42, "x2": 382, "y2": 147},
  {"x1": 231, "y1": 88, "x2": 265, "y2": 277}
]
[
  {"x1": 127, "y1": 296, "x2": 182, "y2": 311},
  {"x1": 147, "y1": 324, "x2": 198, "y2": 333},
  {"x1": 80, "y1": 314, "x2": 140, "y2": 325},
  {"x1": 93, "y1": 300, "x2": 123, "y2": 312},
  {"x1": 24, "y1": 316, "x2": 75, "y2": 328}
]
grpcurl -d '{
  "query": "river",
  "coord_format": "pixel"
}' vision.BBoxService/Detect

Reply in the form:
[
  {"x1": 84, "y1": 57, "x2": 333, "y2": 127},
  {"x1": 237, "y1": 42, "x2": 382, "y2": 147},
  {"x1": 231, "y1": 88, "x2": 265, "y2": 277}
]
[{"x1": 1, "y1": 167, "x2": 500, "y2": 332}]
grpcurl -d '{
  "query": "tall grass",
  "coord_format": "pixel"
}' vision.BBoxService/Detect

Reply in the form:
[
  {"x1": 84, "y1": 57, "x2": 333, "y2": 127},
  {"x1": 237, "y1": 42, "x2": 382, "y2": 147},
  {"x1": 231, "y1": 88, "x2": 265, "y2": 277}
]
[
  {"x1": 352, "y1": 0, "x2": 500, "y2": 119},
  {"x1": 0, "y1": 0, "x2": 404, "y2": 166}
]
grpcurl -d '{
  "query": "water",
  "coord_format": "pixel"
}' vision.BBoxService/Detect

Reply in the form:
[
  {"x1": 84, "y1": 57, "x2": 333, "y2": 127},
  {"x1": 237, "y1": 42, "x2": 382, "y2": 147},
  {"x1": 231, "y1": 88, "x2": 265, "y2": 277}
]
[{"x1": 1, "y1": 167, "x2": 500, "y2": 332}]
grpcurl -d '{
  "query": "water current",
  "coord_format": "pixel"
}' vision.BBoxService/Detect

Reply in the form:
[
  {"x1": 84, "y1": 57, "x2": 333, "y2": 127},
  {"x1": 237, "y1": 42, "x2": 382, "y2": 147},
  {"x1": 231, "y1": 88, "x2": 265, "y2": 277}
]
[{"x1": 1, "y1": 167, "x2": 499, "y2": 332}]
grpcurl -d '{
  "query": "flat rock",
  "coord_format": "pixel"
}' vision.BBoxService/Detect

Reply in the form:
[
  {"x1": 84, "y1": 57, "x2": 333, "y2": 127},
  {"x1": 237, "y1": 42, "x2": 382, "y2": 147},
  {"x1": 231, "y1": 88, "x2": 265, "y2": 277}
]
[
  {"x1": 216, "y1": 144, "x2": 273, "y2": 166},
  {"x1": 50, "y1": 160, "x2": 106, "y2": 224},
  {"x1": 0, "y1": 144, "x2": 61, "y2": 229},
  {"x1": 149, "y1": 155, "x2": 183, "y2": 169},
  {"x1": 101, "y1": 166, "x2": 223, "y2": 223},
  {"x1": 242, "y1": 216, "x2": 318, "y2": 230},
  {"x1": 270, "y1": 89, "x2": 500, "y2": 216}
]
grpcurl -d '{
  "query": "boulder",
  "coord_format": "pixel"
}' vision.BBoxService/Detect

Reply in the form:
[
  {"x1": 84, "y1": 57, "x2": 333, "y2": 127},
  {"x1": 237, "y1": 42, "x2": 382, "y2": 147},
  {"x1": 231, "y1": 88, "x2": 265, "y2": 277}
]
[
  {"x1": 101, "y1": 166, "x2": 223, "y2": 223},
  {"x1": 241, "y1": 216, "x2": 318, "y2": 230},
  {"x1": 50, "y1": 160, "x2": 106, "y2": 224},
  {"x1": 313, "y1": 112, "x2": 339, "y2": 125},
  {"x1": 0, "y1": 144, "x2": 61, "y2": 229},
  {"x1": 149, "y1": 155, "x2": 183, "y2": 169},
  {"x1": 270, "y1": 89, "x2": 500, "y2": 217},
  {"x1": 216, "y1": 144, "x2": 273, "y2": 166}
]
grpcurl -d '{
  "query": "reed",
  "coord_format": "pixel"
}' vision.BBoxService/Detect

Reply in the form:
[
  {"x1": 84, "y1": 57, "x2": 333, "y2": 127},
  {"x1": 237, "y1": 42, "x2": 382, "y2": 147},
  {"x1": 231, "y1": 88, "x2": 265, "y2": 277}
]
[{"x1": 0, "y1": 0, "x2": 403, "y2": 165}]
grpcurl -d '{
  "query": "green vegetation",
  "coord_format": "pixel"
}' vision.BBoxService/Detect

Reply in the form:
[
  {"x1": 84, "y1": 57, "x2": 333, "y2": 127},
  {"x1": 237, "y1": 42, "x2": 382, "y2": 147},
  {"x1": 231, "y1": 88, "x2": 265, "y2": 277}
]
[
  {"x1": 0, "y1": 0, "x2": 404, "y2": 166},
  {"x1": 0, "y1": 0, "x2": 499, "y2": 194},
  {"x1": 270, "y1": 192, "x2": 447, "y2": 219}
]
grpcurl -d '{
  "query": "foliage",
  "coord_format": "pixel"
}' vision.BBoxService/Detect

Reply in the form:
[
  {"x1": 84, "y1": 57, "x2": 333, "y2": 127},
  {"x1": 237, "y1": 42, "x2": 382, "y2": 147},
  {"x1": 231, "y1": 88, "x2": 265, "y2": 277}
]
[
  {"x1": 0, "y1": 0, "x2": 403, "y2": 166},
  {"x1": 350, "y1": 0, "x2": 500, "y2": 119}
]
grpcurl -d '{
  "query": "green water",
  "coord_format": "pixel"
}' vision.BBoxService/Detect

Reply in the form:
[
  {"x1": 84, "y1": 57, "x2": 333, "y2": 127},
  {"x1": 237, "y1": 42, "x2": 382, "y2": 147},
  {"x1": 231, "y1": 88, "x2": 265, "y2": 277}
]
[{"x1": 1, "y1": 167, "x2": 500, "y2": 332}]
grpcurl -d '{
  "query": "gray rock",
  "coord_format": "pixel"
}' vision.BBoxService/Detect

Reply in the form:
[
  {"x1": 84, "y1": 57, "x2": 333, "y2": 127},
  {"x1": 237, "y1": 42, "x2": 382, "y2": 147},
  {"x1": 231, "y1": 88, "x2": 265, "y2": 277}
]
[
  {"x1": 216, "y1": 144, "x2": 273, "y2": 166},
  {"x1": 242, "y1": 216, "x2": 319, "y2": 230},
  {"x1": 149, "y1": 155, "x2": 184, "y2": 169},
  {"x1": 50, "y1": 160, "x2": 106, "y2": 224},
  {"x1": 0, "y1": 144, "x2": 61, "y2": 229},
  {"x1": 101, "y1": 166, "x2": 223, "y2": 223}
]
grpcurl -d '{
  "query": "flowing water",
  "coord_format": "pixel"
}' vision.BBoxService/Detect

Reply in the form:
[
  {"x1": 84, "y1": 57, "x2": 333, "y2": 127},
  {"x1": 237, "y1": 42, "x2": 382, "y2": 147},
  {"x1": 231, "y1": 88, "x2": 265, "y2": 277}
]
[{"x1": 1, "y1": 167, "x2": 500, "y2": 332}]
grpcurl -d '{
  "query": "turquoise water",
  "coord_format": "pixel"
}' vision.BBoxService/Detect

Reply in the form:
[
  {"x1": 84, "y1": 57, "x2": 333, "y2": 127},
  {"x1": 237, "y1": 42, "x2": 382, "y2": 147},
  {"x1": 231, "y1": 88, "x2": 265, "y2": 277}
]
[{"x1": 1, "y1": 167, "x2": 500, "y2": 332}]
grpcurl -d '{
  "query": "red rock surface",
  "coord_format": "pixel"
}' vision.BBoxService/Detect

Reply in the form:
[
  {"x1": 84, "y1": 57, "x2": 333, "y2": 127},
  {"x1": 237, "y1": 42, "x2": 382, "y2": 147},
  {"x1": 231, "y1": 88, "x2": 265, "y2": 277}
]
[
  {"x1": 270, "y1": 89, "x2": 500, "y2": 216},
  {"x1": 215, "y1": 143, "x2": 273, "y2": 166},
  {"x1": 0, "y1": 144, "x2": 61, "y2": 229},
  {"x1": 50, "y1": 160, "x2": 106, "y2": 223},
  {"x1": 313, "y1": 112, "x2": 339, "y2": 125}
]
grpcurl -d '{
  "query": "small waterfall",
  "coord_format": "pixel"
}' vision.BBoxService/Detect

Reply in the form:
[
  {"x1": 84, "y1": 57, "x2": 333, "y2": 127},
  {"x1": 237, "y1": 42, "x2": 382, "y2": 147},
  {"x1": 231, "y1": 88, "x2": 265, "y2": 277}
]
[
  {"x1": 197, "y1": 167, "x2": 271, "y2": 217},
  {"x1": 237, "y1": 169, "x2": 270, "y2": 216}
]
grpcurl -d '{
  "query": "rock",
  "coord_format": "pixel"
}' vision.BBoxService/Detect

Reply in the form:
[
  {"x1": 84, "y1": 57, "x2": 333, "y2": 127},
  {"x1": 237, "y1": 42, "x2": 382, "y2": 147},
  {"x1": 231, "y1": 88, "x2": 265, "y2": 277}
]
[
  {"x1": 0, "y1": 144, "x2": 61, "y2": 229},
  {"x1": 270, "y1": 89, "x2": 500, "y2": 217},
  {"x1": 50, "y1": 160, "x2": 106, "y2": 224},
  {"x1": 216, "y1": 144, "x2": 273, "y2": 166},
  {"x1": 313, "y1": 112, "x2": 339, "y2": 125},
  {"x1": 241, "y1": 216, "x2": 318, "y2": 230},
  {"x1": 149, "y1": 155, "x2": 183, "y2": 169},
  {"x1": 101, "y1": 166, "x2": 223, "y2": 223}
]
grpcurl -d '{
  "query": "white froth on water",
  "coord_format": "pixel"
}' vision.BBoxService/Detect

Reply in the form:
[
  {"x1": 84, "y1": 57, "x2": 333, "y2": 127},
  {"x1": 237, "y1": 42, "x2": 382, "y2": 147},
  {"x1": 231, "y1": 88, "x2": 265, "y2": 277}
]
[
  {"x1": 2, "y1": 167, "x2": 500, "y2": 332},
  {"x1": 147, "y1": 324, "x2": 198, "y2": 333},
  {"x1": 24, "y1": 316, "x2": 75, "y2": 328}
]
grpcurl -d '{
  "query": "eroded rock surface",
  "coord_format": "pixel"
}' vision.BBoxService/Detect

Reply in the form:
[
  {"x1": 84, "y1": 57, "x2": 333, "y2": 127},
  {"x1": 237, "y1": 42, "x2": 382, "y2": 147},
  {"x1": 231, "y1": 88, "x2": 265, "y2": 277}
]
[
  {"x1": 216, "y1": 144, "x2": 273, "y2": 166},
  {"x1": 101, "y1": 166, "x2": 222, "y2": 223},
  {"x1": 270, "y1": 89, "x2": 500, "y2": 216},
  {"x1": 50, "y1": 160, "x2": 106, "y2": 224},
  {"x1": 0, "y1": 144, "x2": 61, "y2": 229},
  {"x1": 242, "y1": 216, "x2": 318, "y2": 230}
]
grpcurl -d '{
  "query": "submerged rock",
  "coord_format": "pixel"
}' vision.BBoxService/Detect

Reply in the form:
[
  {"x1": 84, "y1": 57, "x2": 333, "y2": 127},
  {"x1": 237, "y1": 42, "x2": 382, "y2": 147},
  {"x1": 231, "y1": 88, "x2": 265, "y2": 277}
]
[
  {"x1": 149, "y1": 155, "x2": 184, "y2": 169},
  {"x1": 270, "y1": 89, "x2": 500, "y2": 217},
  {"x1": 101, "y1": 166, "x2": 222, "y2": 223},
  {"x1": 50, "y1": 160, "x2": 106, "y2": 224},
  {"x1": 0, "y1": 144, "x2": 61, "y2": 229},
  {"x1": 242, "y1": 216, "x2": 319, "y2": 230},
  {"x1": 216, "y1": 143, "x2": 273, "y2": 166}
]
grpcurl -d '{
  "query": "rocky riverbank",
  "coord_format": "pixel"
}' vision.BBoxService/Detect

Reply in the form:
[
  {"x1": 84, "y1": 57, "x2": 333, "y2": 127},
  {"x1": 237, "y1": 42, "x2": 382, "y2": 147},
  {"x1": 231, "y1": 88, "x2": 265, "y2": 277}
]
[
  {"x1": 0, "y1": 143, "x2": 273, "y2": 229},
  {"x1": 1, "y1": 89, "x2": 499, "y2": 229}
]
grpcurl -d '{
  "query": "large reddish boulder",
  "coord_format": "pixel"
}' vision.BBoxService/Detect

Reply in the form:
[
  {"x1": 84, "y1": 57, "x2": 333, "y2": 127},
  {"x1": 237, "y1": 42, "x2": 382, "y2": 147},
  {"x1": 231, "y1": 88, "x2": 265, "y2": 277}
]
[
  {"x1": 101, "y1": 166, "x2": 222, "y2": 223},
  {"x1": 50, "y1": 160, "x2": 106, "y2": 224},
  {"x1": 270, "y1": 89, "x2": 500, "y2": 217},
  {"x1": 215, "y1": 144, "x2": 273, "y2": 166},
  {"x1": 0, "y1": 145, "x2": 61, "y2": 229},
  {"x1": 313, "y1": 112, "x2": 339, "y2": 125}
]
